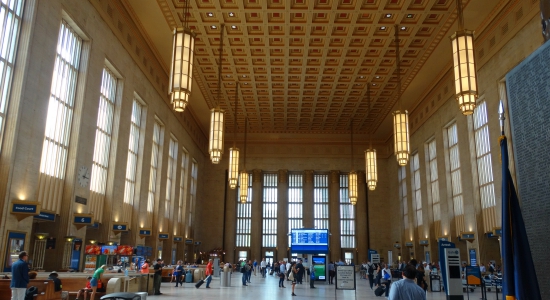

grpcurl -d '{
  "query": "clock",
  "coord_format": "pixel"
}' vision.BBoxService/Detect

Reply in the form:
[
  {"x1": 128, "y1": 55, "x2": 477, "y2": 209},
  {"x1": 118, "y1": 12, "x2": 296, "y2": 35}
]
[{"x1": 77, "y1": 166, "x2": 91, "y2": 187}]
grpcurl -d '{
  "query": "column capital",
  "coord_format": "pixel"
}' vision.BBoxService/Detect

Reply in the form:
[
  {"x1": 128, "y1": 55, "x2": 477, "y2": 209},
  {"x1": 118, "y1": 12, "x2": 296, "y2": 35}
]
[
  {"x1": 278, "y1": 169, "x2": 288, "y2": 183},
  {"x1": 304, "y1": 170, "x2": 314, "y2": 183},
  {"x1": 330, "y1": 170, "x2": 340, "y2": 184},
  {"x1": 253, "y1": 169, "x2": 262, "y2": 182}
]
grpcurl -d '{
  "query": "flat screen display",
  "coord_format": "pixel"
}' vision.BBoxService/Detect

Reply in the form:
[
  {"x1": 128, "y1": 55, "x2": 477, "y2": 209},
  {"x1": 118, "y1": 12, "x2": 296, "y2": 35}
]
[
  {"x1": 290, "y1": 229, "x2": 329, "y2": 254},
  {"x1": 312, "y1": 256, "x2": 326, "y2": 281}
]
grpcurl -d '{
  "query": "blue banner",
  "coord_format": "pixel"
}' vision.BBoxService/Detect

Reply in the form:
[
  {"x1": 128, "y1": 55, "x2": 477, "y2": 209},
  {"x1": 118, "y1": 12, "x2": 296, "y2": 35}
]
[
  {"x1": 500, "y1": 136, "x2": 541, "y2": 299},
  {"x1": 34, "y1": 211, "x2": 55, "y2": 221},
  {"x1": 469, "y1": 249, "x2": 477, "y2": 266}
]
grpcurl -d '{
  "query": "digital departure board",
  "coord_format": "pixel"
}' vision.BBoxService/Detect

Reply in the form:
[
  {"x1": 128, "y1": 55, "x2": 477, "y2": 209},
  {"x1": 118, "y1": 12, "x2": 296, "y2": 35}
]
[{"x1": 291, "y1": 229, "x2": 329, "y2": 253}]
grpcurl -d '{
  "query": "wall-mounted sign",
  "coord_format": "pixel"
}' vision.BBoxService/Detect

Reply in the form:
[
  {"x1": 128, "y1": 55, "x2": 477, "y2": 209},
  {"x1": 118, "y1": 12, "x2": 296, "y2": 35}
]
[
  {"x1": 394, "y1": 243, "x2": 401, "y2": 248},
  {"x1": 437, "y1": 236, "x2": 449, "y2": 242},
  {"x1": 75, "y1": 196, "x2": 87, "y2": 205},
  {"x1": 33, "y1": 210, "x2": 55, "y2": 222},
  {"x1": 184, "y1": 239, "x2": 193, "y2": 245},
  {"x1": 194, "y1": 241, "x2": 201, "y2": 245},
  {"x1": 112, "y1": 223, "x2": 128, "y2": 231},
  {"x1": 159, "y1": 233, "x2": 169, "y2": 239},
  {"x1": 405, "y1": 242, "x2": 413, "y2": 248},
  {"x1": 11, "y1": 201, "x2": 40, "y2": 220},
  {"x1": 173, "y1": 236, "x2": 183, "y2": 242},
  {"x1": 419, "y1": 239, "x2": 429, "y2": 246},
  {"x1": 73, "y1": 214, "x2": 93, "y2": 225},
  {"x1": 87, "y1": 222, "x2": 99, "y2": 229},
  {"x1": 492, "y1": 227, "x2": 502, "y2": 236},
  {"x1": 139, "y1": 229, "x2": 152, "y2": 236},
  {"x1": 460, "y1": 232, "x2": 475, "y2": 241}
]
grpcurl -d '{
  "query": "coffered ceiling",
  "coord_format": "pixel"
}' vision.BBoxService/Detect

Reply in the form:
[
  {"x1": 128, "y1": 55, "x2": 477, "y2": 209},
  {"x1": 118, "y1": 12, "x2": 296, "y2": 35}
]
[{"x1": 123, "y1": 0, "x2": 504, "y2": 144}]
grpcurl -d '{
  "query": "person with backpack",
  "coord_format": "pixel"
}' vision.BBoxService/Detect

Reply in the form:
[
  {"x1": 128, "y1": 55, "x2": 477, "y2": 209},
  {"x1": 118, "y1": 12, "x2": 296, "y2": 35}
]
[
  {"x1": 367, "y1": 260, "x2": 375, "y2": 289},
  {"x1": 241, "y1": 260, "x2": 250, "y2": 286}
]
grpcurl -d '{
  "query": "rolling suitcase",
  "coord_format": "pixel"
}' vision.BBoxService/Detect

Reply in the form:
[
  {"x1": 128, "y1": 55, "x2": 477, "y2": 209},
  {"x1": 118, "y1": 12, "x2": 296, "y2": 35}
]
[
  {"x1": 374, "y1": 286, "x2": 385, "y2": 296},
  {"x1": 195, "y1": 279, "x2": 205, "y2": 288}
]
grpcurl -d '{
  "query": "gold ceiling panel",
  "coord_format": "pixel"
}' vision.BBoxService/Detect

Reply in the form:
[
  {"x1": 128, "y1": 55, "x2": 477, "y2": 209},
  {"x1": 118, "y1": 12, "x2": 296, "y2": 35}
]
[{"x1": 158, "y1": 0, "x2": 466, "y2": 134}]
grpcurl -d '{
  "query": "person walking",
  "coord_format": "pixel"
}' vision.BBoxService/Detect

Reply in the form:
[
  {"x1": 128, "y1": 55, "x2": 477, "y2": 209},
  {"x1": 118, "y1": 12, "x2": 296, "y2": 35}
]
[
  {"x1": 416, "y1": 264, "x2": 428, "y2": 293},
  {"x1": 205, "y1": 259, "x2": 213, "y2": 288},
  {"x1": 388, "y1": 265, "x2": 426, "y2": 300},
  {"x1": 90, "y1": 265, "x2": 106, "y2": 300},
  {"x1": 295, "y1": 259, "x2": 304, "y2": 284},
  {"x1": 381, "y1": 263, "x2": 392, "y2": 298},
  {"x1": 289, "y1": 262, "x2": 298, "y2": 296},
  {"x1": 367, "y1": 260, "x2": 375, "y2": 289},
  {"x1": 153, "y1": 259, "x2": 164, "y2": 295},
  {"x1": 328, "y1": 261, "x2": 335, "y2": 284},
  {"x1": 174, "y1": 260, "x2": 184, "y2": 287},
  {"x1": 260, "y1": 258, "x2": 266, "y2": 278},
  {"x1": 278, "y1": 263, "x2": 286, "y2": 288},
  {"x1": 10, "y1": 251, "x2": 29, "y2": 300}
]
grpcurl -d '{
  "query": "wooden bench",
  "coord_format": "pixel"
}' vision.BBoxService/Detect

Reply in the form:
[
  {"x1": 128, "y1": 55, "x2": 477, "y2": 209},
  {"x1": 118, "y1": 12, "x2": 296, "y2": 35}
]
[
  {"x1": 0, "y1": 279, "x2": 60, "y2": 300},
  {"x1": 58, "y1": 278, "x2": 106, "y2": 300}
]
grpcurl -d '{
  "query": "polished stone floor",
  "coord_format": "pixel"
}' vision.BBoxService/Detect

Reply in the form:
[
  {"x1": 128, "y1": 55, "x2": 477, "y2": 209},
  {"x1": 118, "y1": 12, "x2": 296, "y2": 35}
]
[{"x1": 150, "y1": 272, "x2": 503, "y2": 300}]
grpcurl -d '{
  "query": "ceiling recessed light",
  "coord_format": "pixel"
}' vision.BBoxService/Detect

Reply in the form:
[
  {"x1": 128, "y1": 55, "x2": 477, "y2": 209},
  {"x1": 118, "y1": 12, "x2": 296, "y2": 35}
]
[
  {"x1": 407, "y1": 14, "x2": 414, "y2": 18},
  {"x1": 211, "y1": 25, "x2": 217, "y2": 29},
  {"x1": 380, "y1": 26, "x2": 386, "y2": 30},
  {"x1": 226, "y1": 75, "x2": 231, "y2": 77},
  {"x1": 244, "y1": 82, "x2": 248, "y2": 85},
  {"x1": 375, "y1": 76, "x2": 380, "y2": 79},
  {"x1": 386, "y1": 14, "x2": 392, "y2": 18},
  {"x1": 242, "y1": 75, "x2": 246, "y2": 78},
  {"x1": 372, "y1": 83, "x2": 377, "y2": 86},
  {"x1": 231, "y1": 25, "x2": 237, "y2": 29},
  {"x1": 360, "y1": 76, "x2": 364, "y2": 79},
  {"x1": 401, "y1": 26, "x2": 406, "y2": 30},
  {"x1": 207, "y1": 12, "x2": 213, "y2": 17},
  {"x1": 229, "y1": 12, "x2": 235, "y2": 17}
]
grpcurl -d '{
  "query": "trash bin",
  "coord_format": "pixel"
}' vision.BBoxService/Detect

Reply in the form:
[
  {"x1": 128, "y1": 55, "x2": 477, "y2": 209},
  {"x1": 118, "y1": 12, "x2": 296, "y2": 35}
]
[
  {"x1": 220, "y1": 271, "x2": 228, "y2": 287},
  {"x1": 430, "y1": 275, "x2": 441, "y2": 292},
  {"x1": 100, "y1": 292, "x2": 141, "y2": 300}
]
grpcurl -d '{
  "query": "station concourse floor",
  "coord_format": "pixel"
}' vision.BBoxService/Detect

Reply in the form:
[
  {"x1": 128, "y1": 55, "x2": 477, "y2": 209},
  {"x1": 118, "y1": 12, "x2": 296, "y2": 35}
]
[{"x1": 151, "y1": 271, "x2": 502, "y2": 300}]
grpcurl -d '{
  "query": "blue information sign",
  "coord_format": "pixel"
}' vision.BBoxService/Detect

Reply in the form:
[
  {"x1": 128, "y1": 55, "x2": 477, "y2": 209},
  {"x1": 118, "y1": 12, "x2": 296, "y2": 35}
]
[
  {"x1": 438, "y1": 240, "x2": 456, "y2": 293},
  {"x1": 185, "y1": 239, "x2": 193, "y2": 244},
  {"x1": 368, "y1": 249, "x2": 378, "y2": 261},
  {"x1": 291, "y1": 229, "x2": 329, "y2": 253},
  {"x1": 159, "y1": 233, "x2": 169, "y2": 239},
  {"x1": 34, "y1": 211, "x2": 55, "y2": 221},
  {"x1": 12, "y1": 203, "x2": 38, "y2": 214},
  {"x1": 112, "y1": 224, "x2": 128, "y2": 231},
  {"x1": 469, "y1": 249, "x2": 477, "y2": 266},
  {"x1": 74, "y1": 216, "x2": 92, "y2": 224},
  {"x1": 139, "y1": 229, "x2": 151, "y2": 236},
  {"x1": 173, "y1": 236, "x2": 182, "y2": 242}
]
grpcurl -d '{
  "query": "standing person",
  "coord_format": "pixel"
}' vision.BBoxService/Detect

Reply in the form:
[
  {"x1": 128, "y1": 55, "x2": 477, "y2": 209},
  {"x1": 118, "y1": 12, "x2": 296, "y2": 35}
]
[
  {"x1": 140, "y1": 260, "x2": 150, "y2": 274},
  {"x1": 246, "y1": 260, "x2": 253, "y2": 283},
  {"x1": 328, "y1": 261, "x2": 335, "y2": 284},
  {"x1": 260, "y1": 258, "x2": 266, "y2": 278},
  {"x1": 90, "y1": 265, "x2": 106, "y2": 300},
  {"x1": 174, "y1": 260, "x2": 184, "y2": 287},
  {"x1": 10, "y1": 251, "x2": 29, "y2": 300},
  {"x1": 153, "y1": 259, "x2": 164, "y2": 295},
  {"x1": 278, "y1": 262, "x2": 286, "y2": 288},
  {"x1": 204, "y1": 259, "x2": 213, "y2": 288},
  {"x1": 295, "y1": 259, "x2": 304, "y2": 285},
  {"x1": 388, "y1": 265, "x2": 426, "y2": 300},
  {"x1": 289, "y1": 262, "x2": 297, "y2": 296},
  {"x1": 241, "y1": 260, "x2": 249, "y2": 286},
  {"x1": 416, "y1": 264, "x2": 428, "y2": 292},
  {"x1": 309, "y1": 265, "x2": 316, "y2": 288},
  {"x1": 253, "y1": 260, "x2": 258, "y2": 276},
  {"x1": 367, "y1": 260, "x2": 375, "y2": 289},
  {"x1": 381, "y1": 263, "x2": 392, "y2": 297},
  {"x1": 374, "y1": 264, "x2": 382, "y2": 288}
]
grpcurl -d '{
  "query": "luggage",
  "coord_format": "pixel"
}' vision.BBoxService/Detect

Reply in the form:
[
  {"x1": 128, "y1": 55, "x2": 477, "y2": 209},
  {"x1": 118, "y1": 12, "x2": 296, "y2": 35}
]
[
  {"x1": 195, "y1": 279, "x2": 205, "y2": 288},
  {"x1": 374, "y1": 286, "x2": 385, "y2": 297},
  {"x1": 185, "y1": 270, "x2": 193, "y2": 283}
]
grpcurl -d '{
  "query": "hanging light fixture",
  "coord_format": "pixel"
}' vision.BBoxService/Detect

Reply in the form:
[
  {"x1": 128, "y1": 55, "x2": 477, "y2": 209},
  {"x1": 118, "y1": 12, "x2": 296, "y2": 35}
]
[
  {"x1": 349, "y1": 120, "x2": 358, "y2": 206},
  {"x1": 239, "y1": 118, "x2": 249, "y2": 203},
  {"x1": 208, "y1": 24, "x2": 225, "y2": 164},
  {"x1": 228, "y1": 84, "x2": 239, "y2": 189},
  {"x1": 169, "y1": 0, "x2": 195, "y2": 112},
  {"x1": 364, "y1": 85, "x2": 377, "y2": 191},
  {"x1": 393, "y1": 25, "x2": 410, "y2": 166},
  {"x1": 450, "y1": 0, "x2": 478, "y2": 115}
]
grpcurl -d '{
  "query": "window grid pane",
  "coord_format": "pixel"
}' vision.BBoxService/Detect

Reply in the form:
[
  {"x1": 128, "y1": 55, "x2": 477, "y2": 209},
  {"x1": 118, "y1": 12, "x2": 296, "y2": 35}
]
[
  {"x1": 0, "y1": 0, "x2": 24, "y2": 153},
  {"x1": 38, "y1": 20, "x2": 82, "y2": 214},
  {"x1": 473, "y1": 101, "x2": 497, "y2": 232},
  {"x1": 447, "y1": 123, "x2": 464, "y2": 232},
  {"x1": 314, "y1": 174, "x2": 329, "y2": 230},
  {"x1": 411, "y1": 154, "x2": 423, "y2": 226},
  {"x1": 187, "y1": 161, "x2": 197, "y2": 237},
  {"x1": 178, "y1": 150, "x2": 189, "y2": 226},
  {"x1": 288, "y1": 173, "x2": 303, "y2": 246},
  {"x1": 165, "y1": 138, "x2": 178, "y2": 222},
  {"x1": 263, "y1": 173, "x2": 278, "y2": 247},
  {"x1": 428, "y1": 139, "x2": 440, "y2": 222},
  {"x1": 340, "y1": 174, "x2": 355, "y2": 248},
  {"x1": 398, "y1": 166, "x2": 408, "y2": 229},
  {"x1": 236, "y1": 173, "x2": 252, "y2": 247},
  {"x1": 146, "y1": 121, "x2": 163, "y2": 226}
]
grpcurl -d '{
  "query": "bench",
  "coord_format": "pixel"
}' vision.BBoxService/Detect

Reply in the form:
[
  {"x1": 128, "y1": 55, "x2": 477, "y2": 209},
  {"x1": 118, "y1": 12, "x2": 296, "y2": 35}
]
[
  {"x1": 58, "y1": 278, "x2": 106, "y2": 300},
  {"x1": 0, "y1": 279, "x2": 60, "y2": 300}
]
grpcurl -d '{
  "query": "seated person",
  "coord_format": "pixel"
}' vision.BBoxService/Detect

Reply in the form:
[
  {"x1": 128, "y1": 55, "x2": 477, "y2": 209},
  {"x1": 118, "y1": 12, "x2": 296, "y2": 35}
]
[
  {"x1": 48, "y1": 271, "x2": 68, "y2": 300},
  {"x1": 76, "y1": 277, "x2": 93, "y2": 300}
]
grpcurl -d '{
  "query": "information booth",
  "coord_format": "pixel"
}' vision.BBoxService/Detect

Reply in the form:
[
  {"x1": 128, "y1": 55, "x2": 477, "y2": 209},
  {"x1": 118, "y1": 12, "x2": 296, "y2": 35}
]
[{"x1": 290, "y1": 229, "x2": 329, "y2": 283}]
